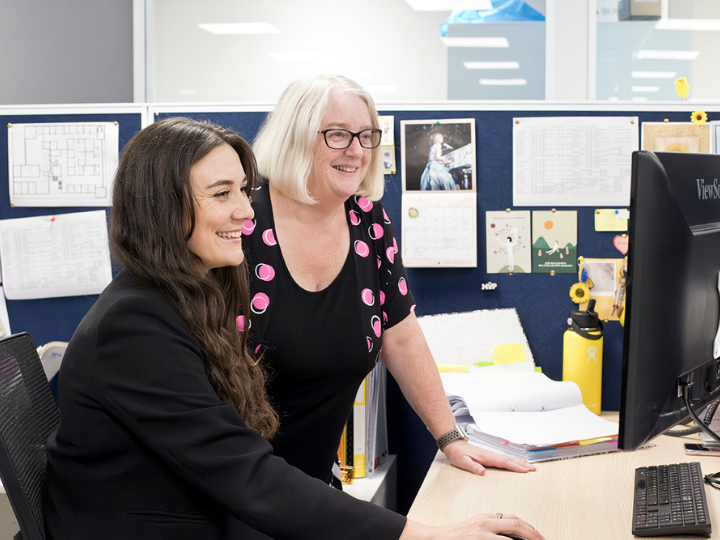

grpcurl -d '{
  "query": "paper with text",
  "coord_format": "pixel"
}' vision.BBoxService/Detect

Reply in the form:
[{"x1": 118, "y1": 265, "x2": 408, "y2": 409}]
[
  {"x1": 513, "y1": 116, "x2": 638, "y2": 207},
  {"x1": 0, "y1": 210, "x2": 112, "y2": 300},
  {"x1": 0, "y1": 287, "x2": 10, "y2": 338}
]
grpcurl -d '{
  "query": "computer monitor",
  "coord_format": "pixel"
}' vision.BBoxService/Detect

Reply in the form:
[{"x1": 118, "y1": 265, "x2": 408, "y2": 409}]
[{"x1": 619, "y1": 150, "x2": 720, "y2": 451}]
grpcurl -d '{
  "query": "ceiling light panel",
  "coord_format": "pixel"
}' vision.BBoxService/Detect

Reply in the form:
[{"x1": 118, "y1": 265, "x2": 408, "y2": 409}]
[
  {"x1": 655, "y1": 18, "x2": 720, "y2": 31},
  {"x1": 631, "y1": 71, "x2": 677, "y2": 79},
  {"x1": 637, "y1": 50, "x2": 700, "y2": 60},
  {"x1": 442, "y1": 37, "x2": 510, "y2": 47},
  {"x1": 479, "y1": 78, "x2": 527, "y2": 86},
  {"x1": 269, "y1": 52, "x2": 336, "y2": 62},
  {"x1": 406, "y1": 0, "x2": 493, "y2": 10},
  {"x1": 198, "y1": 23, "x2": 280, "y2": 35},
  {"x1": 464, "y1": 61, "x2": 520, "y2": 69}
]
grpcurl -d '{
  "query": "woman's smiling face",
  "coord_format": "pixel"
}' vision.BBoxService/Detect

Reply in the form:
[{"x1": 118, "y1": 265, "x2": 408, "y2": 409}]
[
  {"x1": 186, "y1": 143, "x2": 254, "y2": 272},
  {"x1": 309, "y1": 90, "x2": 373, "y2": 204}
]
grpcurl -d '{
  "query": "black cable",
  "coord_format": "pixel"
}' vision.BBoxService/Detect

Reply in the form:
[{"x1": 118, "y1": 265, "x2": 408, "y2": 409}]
[
  {"x1": 705, "y1": 471, "x2": 720, "y2": 491},
  {"x1": 681, "y1": 381, "x2": 720, "y2": 444},
  {"x1": 673, "y1": 381, "x2": 720, "y2": 491},
  {"x1": 666, "y1": 397, "x2": 719, "y2": 437}
]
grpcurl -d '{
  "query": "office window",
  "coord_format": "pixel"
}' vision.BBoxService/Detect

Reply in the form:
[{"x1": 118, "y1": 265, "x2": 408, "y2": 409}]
[
  {"x1": 147, "y1": 0, "x2": 547, "y2": 102},
  {"x1": 596, "y1": 0, "x2": 720, "y2": 102}
]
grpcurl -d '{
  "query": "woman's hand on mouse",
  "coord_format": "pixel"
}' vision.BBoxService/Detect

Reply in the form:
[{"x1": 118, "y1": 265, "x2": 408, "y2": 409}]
[
  {"x1": 442, "y1": 439, "x2": 537, "y2": 475},
  {"x1": 400, "y1": 512, "x2": 545, "y2": 540}
]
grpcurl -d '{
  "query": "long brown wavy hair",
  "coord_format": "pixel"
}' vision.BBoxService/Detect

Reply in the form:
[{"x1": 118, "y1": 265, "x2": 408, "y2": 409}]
[{"x1": 109, "y1": 116, "x2": 278, "y2": 438}]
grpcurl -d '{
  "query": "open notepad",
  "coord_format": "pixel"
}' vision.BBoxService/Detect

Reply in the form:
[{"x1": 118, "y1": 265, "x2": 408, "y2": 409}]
[{"x1": 441, "y1": 371, "x2": 619, "y2": 463}]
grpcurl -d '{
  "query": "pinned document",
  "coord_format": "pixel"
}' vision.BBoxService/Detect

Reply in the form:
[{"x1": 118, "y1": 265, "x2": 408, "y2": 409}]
[
  {"x1": 594, "y1": 209, "x2": 629, "y2": 232},
  {"x1": 0, "y1": 210, "x2": 112, "y2": 300},
  {"x1": 0, "y1": 288, "x2": 10, "y2": 338},
  {"x1": 7, "y1": 121, "x2": 119, "y2": 207}
]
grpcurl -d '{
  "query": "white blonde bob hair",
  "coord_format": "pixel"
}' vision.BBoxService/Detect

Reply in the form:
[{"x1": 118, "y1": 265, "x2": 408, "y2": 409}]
[{"x1": 253, "y1": 75, "x2": 385, "y2": 204}]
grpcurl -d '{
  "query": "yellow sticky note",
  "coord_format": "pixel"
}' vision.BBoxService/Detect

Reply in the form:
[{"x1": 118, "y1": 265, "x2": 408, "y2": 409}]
[
  {"x1": 437, "y1": 364, "x2": 469, "y2": 373},
  {"x1": 594, "y1": 209, "x2": 629, "y2": 232},
  {"x1": 493, "y1": 344, "x2": 526, "y2": 365}
]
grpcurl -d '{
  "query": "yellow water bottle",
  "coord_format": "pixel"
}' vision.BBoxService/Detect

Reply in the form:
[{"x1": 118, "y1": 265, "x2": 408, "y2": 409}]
[{"x1": 563, "y1": 299, "x2": 604, "y2": 414}]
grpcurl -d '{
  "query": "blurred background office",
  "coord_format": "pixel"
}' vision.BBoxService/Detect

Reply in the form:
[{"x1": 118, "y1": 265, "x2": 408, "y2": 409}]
[{"x1": 1, "y1": 0, "x2": 719, "y2": 106}]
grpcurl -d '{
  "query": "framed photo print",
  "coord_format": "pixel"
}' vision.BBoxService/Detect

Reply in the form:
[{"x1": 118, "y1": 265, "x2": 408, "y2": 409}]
[{"x1": 401, "y1": 119, "x2": 476, "y2": 192}]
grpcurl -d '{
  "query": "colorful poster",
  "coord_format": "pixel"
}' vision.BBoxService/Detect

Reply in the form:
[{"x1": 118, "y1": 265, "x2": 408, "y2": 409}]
[
  {"x1": 532, "y1": 211, "x2": 577, "y2": 274},
  {"x1": 580, "y1": 258, "x2": 625, "y2": 322},
  {"x1": 486, "y1": 211, "x2": 531, "y2": 274}
]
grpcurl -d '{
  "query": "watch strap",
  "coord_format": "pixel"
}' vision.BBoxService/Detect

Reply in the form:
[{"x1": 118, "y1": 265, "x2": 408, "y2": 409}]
[{"x1": 436, "y1": 424, "x2": 468, "y2": 451}]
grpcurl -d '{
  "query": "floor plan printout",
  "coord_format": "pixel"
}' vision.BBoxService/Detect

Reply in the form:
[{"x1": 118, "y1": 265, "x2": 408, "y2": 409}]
[
  {"x1": 0, "y1": 210, "x2": 112, "y2": 300},
  {"x1": 8, "y1": 122, "x2": 119, "y2": 207}
]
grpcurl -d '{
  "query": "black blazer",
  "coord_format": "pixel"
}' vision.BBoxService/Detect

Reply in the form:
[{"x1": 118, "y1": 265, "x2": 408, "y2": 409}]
[{"x1": 44, "y1": 272, "x2": 406, "y2": 540}]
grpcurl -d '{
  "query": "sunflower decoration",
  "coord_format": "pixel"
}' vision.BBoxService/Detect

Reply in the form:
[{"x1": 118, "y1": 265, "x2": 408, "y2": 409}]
[
  {"x1": 691, "y1": 110, "x2": 708, "y2": 126},
  {"x1": 664, "y1": 142, "x2": 688, "y2": 152},
  {"x1": 569, "y1": 282, "x2": 591, "y2": 304}
]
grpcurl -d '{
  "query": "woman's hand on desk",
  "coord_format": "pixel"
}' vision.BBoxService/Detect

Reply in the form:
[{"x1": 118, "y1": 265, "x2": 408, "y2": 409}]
[
  {"x1": 401, "y1": 512, "x2": 545, "y2": 540},
  {"x1": 443, "y1": 440, "x2": 536, "y2": 475}
]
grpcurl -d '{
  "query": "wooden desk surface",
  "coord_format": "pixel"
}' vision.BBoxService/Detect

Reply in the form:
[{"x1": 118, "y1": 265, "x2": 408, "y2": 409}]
[{"x1": 408, "y1": 414, "x2": 720, "y2": 540}]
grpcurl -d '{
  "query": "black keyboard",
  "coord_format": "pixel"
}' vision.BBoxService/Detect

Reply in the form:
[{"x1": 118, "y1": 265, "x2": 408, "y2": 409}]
[{"x1": 632, "y1": 462, "x2": 711, "y2": 537}]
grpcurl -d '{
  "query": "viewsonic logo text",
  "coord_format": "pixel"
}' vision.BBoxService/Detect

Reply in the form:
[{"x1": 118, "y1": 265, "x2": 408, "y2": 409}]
[{"x1": 697, "y1": 178, "x2": 720, "y2": 200}]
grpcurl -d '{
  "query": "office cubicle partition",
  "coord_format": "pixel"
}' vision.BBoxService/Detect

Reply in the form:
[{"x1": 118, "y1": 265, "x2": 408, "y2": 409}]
[{"x1": 2, "y1": 101, "x2": 715, "y2": 513}]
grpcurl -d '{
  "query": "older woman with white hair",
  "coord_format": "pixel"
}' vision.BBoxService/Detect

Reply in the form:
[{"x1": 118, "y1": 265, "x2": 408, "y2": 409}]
[{"x1": 246, "y1": 75, "x2": 536, "y2": 489}]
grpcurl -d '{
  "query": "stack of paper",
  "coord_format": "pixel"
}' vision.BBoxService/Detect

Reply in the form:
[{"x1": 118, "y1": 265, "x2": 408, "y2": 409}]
[
  {"x1": 419, "y1": 309, "x2": 617, "y2": 462},
  {"x1": 441, "y1": 372, "x2": 619, "y2": 463}
]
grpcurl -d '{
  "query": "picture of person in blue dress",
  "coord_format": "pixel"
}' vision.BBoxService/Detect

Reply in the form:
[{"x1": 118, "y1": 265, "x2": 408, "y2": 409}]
[{"x1": 420, "y1": 133, "x2": 459, "y2": 190}]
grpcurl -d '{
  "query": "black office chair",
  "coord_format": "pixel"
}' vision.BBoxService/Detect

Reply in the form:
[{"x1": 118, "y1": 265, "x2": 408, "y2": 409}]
[{"x1": 0, "y1": 333, "x2": 60, "y2": 540}]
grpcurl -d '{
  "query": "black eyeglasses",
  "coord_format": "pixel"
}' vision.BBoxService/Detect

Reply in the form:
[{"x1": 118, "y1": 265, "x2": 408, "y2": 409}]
[{"x1": 317, "y1": 128, "x2": 383, "y2": 150}]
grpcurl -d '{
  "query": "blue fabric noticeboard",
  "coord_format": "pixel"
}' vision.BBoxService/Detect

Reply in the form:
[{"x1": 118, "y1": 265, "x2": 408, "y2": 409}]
[
  {"x1": 0, "y1": 111, "x2": 143, "y2": 348},
  {"x1": 2, "y1": 104, "x2": 705, "y2": 515}
]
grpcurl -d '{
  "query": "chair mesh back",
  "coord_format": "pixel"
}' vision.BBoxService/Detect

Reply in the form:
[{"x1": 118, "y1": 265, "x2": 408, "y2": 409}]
[{"x1": 0, "y1": 333, "x2": 60, "y2": 540}]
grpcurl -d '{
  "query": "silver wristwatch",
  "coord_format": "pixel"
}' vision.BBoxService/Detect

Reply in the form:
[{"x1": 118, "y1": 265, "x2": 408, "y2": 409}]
[{"x1": 436, "y1": 424, "x2": 468, "y2": 451}]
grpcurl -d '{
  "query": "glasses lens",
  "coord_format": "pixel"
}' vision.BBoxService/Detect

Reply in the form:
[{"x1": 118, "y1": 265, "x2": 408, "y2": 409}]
[
  {"x1": 359, "y1": 129, "x2": 382, "y2": 149},
  {"x1": 324, "y1": 129, "x2": 351, "y2": 149}
]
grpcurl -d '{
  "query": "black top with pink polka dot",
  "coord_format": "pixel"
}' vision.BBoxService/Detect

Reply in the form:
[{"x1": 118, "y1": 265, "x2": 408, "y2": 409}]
[{"x1": 243, "y1": 184, "x2": 415, "y2": 483}]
